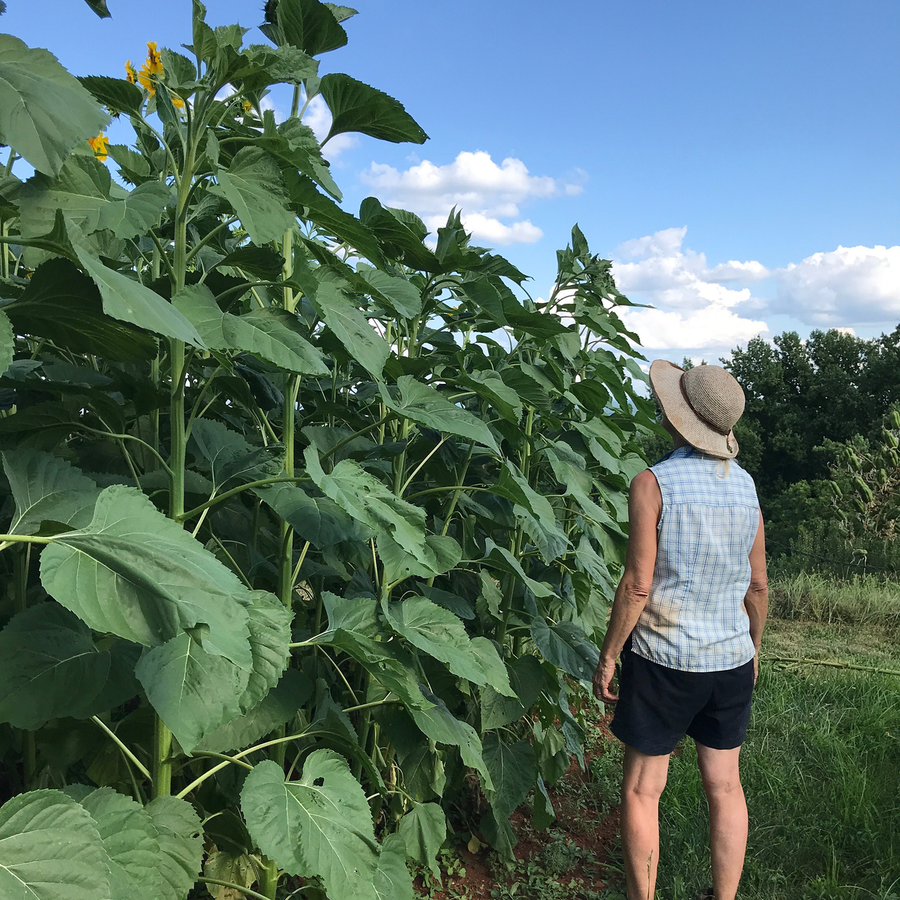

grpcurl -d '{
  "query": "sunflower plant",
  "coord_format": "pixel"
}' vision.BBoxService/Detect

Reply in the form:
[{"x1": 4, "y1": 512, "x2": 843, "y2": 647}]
[{"x1": 0, "y1": 2, "x2": 653, "y2": 898}]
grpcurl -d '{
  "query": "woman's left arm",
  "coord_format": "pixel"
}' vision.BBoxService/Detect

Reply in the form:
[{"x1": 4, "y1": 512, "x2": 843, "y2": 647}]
[{"x1": 591, "y1": 468, "x2": 661, "y2": 703}]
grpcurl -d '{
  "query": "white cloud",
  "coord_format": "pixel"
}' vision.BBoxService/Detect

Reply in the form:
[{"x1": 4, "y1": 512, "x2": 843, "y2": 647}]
[
  {"x1": 610, "y1": 227, "x2": 900, "y2": 358},
  {"x1": 303, "y1": 94, "x2": 359, "y2": 161},
  {"x1": 360, "y1": 150, "x2": 584, "y2": 246},
  {"x1": 776, "y1": 245, "x2": 900, "y2": 325},
  {"x1": 611, "y1": 227, "x2": 770, "y2": 353},
  {"x1": 621, "y1": 305, "x2": 769, "y2": 351},
  {"x1": 707, "y1": 260, "x2": 771, "y2": 283}
]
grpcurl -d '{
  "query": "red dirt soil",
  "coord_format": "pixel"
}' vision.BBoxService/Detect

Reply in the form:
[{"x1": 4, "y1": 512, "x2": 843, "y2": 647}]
[{"x1": 417, "y1": 713, "x2": 623, "y2": 900}]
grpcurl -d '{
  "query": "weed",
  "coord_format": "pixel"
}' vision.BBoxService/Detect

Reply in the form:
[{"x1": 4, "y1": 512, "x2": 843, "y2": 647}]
[{"x1": 588, "y1": 743, "x2": 623, "y2": 816}]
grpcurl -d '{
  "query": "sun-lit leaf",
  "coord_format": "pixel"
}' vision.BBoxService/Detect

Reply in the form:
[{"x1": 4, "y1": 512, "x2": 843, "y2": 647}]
[
  {"x1": 384, "y1": 595, "x2": 514, "y2": 696},
  {"x1": 355, "y1": 263, "x2": 422, "y2": 318},
  {"x1": 319, "y1": 73, "x2": 427, "y2": 145},
  {"x1": 378, "y1": 376, "x2": 501, "y2": 455},
  {"x1": 0, "y1": 789, "x2": 110, "y2": 900},
  {"x1": 374, "y1": 833, "x2": 415, "y2": 900},
  {"x1": 233, "y1": 44, "x2": 317, "y2": 94},
  {"x1": 136, "y1": 631, "x2": 249, "y2": 754},
  {"x1": 74, "y1": 245, "x2": 206, "y2": 348},
  {"x1": 171, "y1": 283, "x2": 228, "y2": 349},
  {"x1": 240, "y1": 591, "x2": 292, "y2": 710},
  {"x1": 72, "y1": 788, "x2": 161, "y2": 900},
  {"x1": 459, "y1": 369, "x2": 523, "y2": 424},
  {"x1": 145, "y1": 796, "x2": 205, "y2": 900},
  {"x1": 204, "y1": 848, "x2": 260, "y2": 900},
  {"x1": 257, "y1": 114, "x2": 340, "y2": 199},
  {"x1": 0, "y1": 34, "x2": 109, "y2": 176},
  {"x1": 212, "y1": 147, "x2": 295, "y2": 245},
  {"x1": 407, "y1": 690, "x2": 492, "y2": 791},
  {"x1": 377, "y1": 533, "x2": 461, "y2": 583},
  {"x1": 310, "y1": 276, "x2": 390, "y2": 377},
  {"x1": 305, "y1": 448, "x2": 428, "y2": 558},
  {"x1": 241, "y1": 754, "x2": 379, "y2": 898},
  {"x1": 40, "y1": 485, "x2": 253, "y2": 667},
  {"x1": 483, "y1": 539, "x2": 555, "y2": 599},
  {"x1": 223, "y1": 307, "x2": 329, "y2": 375},
  {"x1": 18, "y1": 148, "x2": 168, "y2": 244}
]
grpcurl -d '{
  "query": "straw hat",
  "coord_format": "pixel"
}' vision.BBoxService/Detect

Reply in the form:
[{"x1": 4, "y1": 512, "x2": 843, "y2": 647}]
[{"x1": 649, "y1": 360, "x2": 745, "y2": 459}]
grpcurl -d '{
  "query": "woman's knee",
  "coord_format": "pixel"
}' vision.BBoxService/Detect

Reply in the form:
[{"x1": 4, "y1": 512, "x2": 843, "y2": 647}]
[
  {"x1": 695, "y1": 745, "x2": 743, "y2": 799},
  {"x1": 622, "y1": 748, "x2": 670, "y2": 801}
]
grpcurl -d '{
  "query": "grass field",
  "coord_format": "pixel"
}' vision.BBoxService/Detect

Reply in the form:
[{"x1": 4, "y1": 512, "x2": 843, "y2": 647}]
[{"x1": 649, "y1": 574, "x2": 900, "y2": 899}]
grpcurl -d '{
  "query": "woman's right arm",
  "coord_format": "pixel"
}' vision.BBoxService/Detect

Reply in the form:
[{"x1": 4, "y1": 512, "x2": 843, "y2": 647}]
[{"x1": 744, "y1": 509, "x2": 769, "y2": 681}]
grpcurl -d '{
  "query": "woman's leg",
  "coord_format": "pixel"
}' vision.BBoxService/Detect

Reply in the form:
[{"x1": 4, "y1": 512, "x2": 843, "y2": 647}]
[
  {"x1": 695, "y1": 743, "x2": 747, "y2": 900},
  {"x1": 621, "y1": 745, "x2": 671, "y2": 900}
]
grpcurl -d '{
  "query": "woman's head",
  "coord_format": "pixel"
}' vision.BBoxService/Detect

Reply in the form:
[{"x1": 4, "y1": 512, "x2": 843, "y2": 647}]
[{"x1": 649, "y1": 360, "x2": 745, "y2": 459}]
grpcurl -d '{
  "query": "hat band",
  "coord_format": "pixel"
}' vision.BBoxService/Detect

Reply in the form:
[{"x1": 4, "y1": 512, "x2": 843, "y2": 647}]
[{"x1": 679, "y1": 378, "x2": 732, "y2": 436}]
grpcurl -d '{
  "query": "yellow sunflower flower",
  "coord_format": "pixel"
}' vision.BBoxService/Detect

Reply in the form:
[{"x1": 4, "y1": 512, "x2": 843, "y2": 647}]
[
  {"x1": 88, "y1": 133, "x2": 109, "y2": 162},
  {"x1": 145, "y1": 41, "x2": 163, "y2": 75},
  {"x1": 137, "y1": 60, "x2": 155, "y2": 95},
  {"x1": 129, "y1": 41, "x2": 185, "y2": 110}
]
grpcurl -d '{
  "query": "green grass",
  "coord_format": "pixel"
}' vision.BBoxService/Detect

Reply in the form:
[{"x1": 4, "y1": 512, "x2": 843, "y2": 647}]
[
  {"x1": 648, "y1": 576, "x2": 900, "y2": 900},
  {"x1": 769, "y1": 572, "x2": 900, "y2": 633}
]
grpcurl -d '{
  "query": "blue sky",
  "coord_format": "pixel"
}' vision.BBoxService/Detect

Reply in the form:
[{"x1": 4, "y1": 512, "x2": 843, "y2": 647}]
[{"x1": 4, "y1": 0, "x2": 899, "y2": 365}]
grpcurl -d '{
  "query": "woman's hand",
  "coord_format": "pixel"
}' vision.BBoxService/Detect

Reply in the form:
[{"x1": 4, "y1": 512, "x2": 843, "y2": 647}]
[{"x1": 592, "y1": 654, "x2": 619, "y2": 703}]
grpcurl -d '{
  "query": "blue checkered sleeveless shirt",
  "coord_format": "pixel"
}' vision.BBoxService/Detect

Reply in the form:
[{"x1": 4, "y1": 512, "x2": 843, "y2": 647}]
[{"x1": 630, "y1": 445, "x2": 760, "y2": 672}]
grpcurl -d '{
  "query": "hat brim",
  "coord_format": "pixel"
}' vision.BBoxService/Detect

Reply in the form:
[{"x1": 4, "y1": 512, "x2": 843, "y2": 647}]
[{"x1": 649, "y1": 360, "x2": 739, "y2": 460}]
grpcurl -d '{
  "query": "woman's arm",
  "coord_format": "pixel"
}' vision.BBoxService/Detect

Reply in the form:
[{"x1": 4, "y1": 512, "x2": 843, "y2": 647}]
[
  {"x1": 744, "y1": 509, "x2": 769, "y2": 681},
  {"x1": 591, "y1": 468, "x2": 661, "y2": 703}
]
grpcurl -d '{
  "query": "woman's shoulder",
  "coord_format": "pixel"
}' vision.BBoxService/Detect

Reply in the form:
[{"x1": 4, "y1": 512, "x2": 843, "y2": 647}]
[{"x1": 629, "y1": 467, "x2": 661, "y2": 496}]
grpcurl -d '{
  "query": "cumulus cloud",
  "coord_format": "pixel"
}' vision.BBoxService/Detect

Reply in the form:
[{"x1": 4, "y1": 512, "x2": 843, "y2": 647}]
[
  {"x1": 611, "y1": 227, "x2": 770, "y2": 352},
  {"x1": 303, "y1": 94, "x2": 358, "y2": 161},
  {"x1": 776, "y1": 245, "x2": 900, "y2": 325},
  {"x1": 609, "y1": 226, "x2": 900, "y2": 357},
  {"x1": 360, "y1": 150, "x2": 584, "y2": 246}
]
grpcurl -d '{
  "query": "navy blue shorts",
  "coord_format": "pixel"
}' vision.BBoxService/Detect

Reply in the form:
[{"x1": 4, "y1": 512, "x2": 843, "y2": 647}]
[{"x1": 609, "y1": 641, "x2": 755, "y2": 756}]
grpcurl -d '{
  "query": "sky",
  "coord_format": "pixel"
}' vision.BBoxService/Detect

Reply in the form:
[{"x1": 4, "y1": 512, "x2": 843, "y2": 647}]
[{"x1": 3, "y1": 0, "x2": 899, "y2": 366}]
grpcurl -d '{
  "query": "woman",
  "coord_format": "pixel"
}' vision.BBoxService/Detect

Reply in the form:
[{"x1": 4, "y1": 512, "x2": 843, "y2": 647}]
[{"x1": 592, "y1": 360, "x2": 769, "y2": 900}]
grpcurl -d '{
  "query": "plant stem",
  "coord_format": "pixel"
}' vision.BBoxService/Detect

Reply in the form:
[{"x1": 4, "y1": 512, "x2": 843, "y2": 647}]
[
  {"x1": 91, "y1": 716, "x2": 153, "y2": 781},
  {"x1": 198, "y1": 878, "x2": 274, "y2": 900},
  {"x1": 176, "y1": 730, "x2": 313, "y2": 798},
  {"x1": 764, "y1": 655, "x2": 900, "y2": 676},
  {"x1": 0, "y1": 535, "x2": 53, "y2": 548},
  {"x1": 152, "y1": 716, "x2": 173, "y2": 799},
  {"x1": 179, "y1": 474, "x2": 312, "y2": 521}
]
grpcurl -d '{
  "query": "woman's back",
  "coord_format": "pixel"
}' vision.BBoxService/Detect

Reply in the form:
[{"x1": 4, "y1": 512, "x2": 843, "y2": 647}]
[{"x1": 631, "y1": 445, "x2": 759, "y2": 672}]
